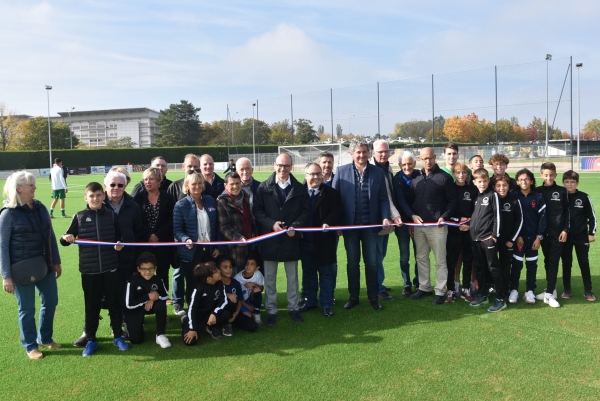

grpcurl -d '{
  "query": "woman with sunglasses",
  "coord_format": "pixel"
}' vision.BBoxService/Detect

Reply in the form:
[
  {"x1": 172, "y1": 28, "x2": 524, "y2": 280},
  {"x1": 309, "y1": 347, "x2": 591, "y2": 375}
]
[
  {"x1": 133, "y1": 167, "x2": 175, "y2": 298},
  {"x1": 173, "y1": 171, "x2": 220, "y2": 308}
]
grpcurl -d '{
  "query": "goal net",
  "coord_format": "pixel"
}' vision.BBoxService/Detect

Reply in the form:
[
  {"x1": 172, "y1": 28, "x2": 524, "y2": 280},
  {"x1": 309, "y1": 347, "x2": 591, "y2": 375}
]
[{"x1": 278, "y1": 143, "x2": 352, "y2": 171}]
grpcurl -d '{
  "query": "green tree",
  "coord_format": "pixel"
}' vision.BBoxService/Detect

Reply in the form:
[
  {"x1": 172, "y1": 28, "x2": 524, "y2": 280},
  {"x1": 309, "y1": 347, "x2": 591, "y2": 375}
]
[
  {"x1": 237, "y1": 118, "x2": 271, "y2": 145},
  {"x1": 14, "y1": 117, "x2": 77, "y2": 150},
  {"x1": 526, "y1": 116, "x2": 562, "y2": 141},
  {"x1": 583, "y1": 119, "x2": 600, "y2": 136},
  {"x1": 106, "y1": 136, "x2": 134, "y2": 148},
  {"x1": 0, "y1": 103, "x2": 18, "y2": 150},
  {"x1": 270, "y1": 119, "x2": 292, "y2": 144},
  {"x1": 200, "y1": 121, "x2": 228, "y2": 146},
  {"x1": 154, "y1": 100, "x2": 202, "y2": 146},
  {"x1": 294, "y1": 118, "x2": 317, "y2": 144},
  {"x1": 336, "y1": 124, "x2": 343, "y2": 138}
]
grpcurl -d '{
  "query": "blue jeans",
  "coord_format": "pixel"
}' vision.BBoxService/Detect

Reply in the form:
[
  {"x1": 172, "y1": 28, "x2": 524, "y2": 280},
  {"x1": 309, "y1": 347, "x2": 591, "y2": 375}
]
[
  {"x1": 377, "y1": 234, "x2": 389, "y2": 293},
  {"x1": 343, "y1": 228, "x2": 379, "y2": 301},
  {"x1": 300, "y1": 241, "x2": 335, "y2": 309},
  {"x1": 510, "y1": 235, "x2": 538, "y2": 292},
  {"x1": 14, "y1": 272, "x2": 58, "y2": 352},
  {"x1": 396, "y1": 225, "x2": 419, "y2": 288},
  {"x1": 171, "y1": 267, "x2": 184, "y2": 307}
]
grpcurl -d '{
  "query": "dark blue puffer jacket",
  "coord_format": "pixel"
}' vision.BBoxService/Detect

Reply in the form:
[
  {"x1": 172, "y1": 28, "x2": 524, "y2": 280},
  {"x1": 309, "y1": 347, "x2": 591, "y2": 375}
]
[{"x1": 173, "y1": 194, "x2": 218, "y2": 263}]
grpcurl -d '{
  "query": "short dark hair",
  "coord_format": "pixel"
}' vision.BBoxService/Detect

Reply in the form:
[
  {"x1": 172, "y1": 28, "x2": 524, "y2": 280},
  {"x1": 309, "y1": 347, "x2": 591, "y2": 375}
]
[
  {"x1": 245, "y1": 252, "x2": 261, "y2": 267},
  {"x1": 515, "y1": 168, "x2": 536, "y2": 188},
  {"x1": 54, "y1": 158, "x2": 62, "y2": 164},
  {"x1": 493, "y1": 175, "x2": 511, "y2": 186},
  {"x1": 85, "y1": 182, "x2": 103, "y2": 193},
  {"x1": 469, "y1": 154, "x2": 483, "y2": 162},
  {"x1": 318, "y1": 151, "x2": 334, "y2": 161},
  {"x1": 540, "y1": 162, "x2": 556, "y2": 172},
  {"x1": 216, "y1": 255, "x2": 234, "y2": 269},
  {"x1": 472, "y1": 168, "x2": 489, "y2": 180},
  {"x1": 193, "y1": 261, "x2": 219, "y2": 283},
  {"x1": 443, "y1": 143, "x2": 459, "y2": 153},
  {"x1": 137, "y1": 252, "x2": 157, "y2": 267},
  {"x1": 224, "y1": 172, "x2": 241, "y2": 184},
  {"x1": 150, "y1": 156, "x2": 166, "y2": 164},
  {"x1": 562, "y1": 170, "x2": 579, "y2": 183},
  {"x1": 489, "y1": 153, "x2": 509, "y2": 166}
]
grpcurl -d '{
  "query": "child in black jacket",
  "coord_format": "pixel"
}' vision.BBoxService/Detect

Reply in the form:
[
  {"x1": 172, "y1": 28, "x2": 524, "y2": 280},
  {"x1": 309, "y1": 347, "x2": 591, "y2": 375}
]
[
  {"x1": 182, "y1": 262, "x2": 230, "y2": 345},
  {"x1": 124, "y1": 252, "x2": 171, "y2": 348}
]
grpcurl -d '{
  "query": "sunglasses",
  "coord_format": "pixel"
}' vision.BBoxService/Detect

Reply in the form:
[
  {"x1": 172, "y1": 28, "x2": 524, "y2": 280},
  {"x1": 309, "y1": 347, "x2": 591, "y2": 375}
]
[{"x1": 109, "y1": 183, "x2": 125, "y2": 188}]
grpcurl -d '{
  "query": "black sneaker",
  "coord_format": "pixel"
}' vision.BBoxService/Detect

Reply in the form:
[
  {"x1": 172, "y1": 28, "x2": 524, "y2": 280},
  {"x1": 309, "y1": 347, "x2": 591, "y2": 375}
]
[
  {"x1": 205, "y1": 325, "x2": 223, "y2": 340},
  {"x1": 377, "y1": 291, "x2": 394, "y2": 301},
  {"x1": 174, "y1": 304, "x2": 186, "y2": 316},
  {"x1": 401, "y1": 286, "x2": 412, "y2": 297},
  {"x1": 222, "y1": 323, "x2": 233, "y2": 337},
  {"x1": 469, "y1": 294, "x2": 489, "y2": 307},
  {"x1": 487, "y1": 299, "x2": 507, "y2": 313},
  {"x1": 266, "y1": 313, "x2": 277, "y2": 327},
  {"x1": 432, "y1": 295, "x2": 444, "y2": 305}
]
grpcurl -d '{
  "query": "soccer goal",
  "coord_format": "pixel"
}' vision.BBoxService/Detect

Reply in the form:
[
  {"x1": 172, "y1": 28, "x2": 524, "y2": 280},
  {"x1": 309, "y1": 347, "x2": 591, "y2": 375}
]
[{"x1": 279, "y1": 143, "x2": 352, "y2": 171}]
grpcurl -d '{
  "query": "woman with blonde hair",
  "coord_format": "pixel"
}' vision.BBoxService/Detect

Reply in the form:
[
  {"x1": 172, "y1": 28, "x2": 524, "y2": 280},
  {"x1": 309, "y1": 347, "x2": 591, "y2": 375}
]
[{"x1": 0, "y1": 171, "x2": 62, "y2": 359}]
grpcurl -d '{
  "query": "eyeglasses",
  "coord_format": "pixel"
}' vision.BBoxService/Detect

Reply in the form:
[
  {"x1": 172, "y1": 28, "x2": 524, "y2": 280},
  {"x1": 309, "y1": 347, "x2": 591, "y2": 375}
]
[
  {"x1": 109, "y1": 183, "x2": 125, "y2": 188},
  {"x1": 276, "y1": 164, "x2": 291, "y2": 169},
  {"x1": 187, "y1": 169, "x2": 201, "y2": 174},
  {"x1": 139, "y1": 267, "x2": 155, "y2": 272}
]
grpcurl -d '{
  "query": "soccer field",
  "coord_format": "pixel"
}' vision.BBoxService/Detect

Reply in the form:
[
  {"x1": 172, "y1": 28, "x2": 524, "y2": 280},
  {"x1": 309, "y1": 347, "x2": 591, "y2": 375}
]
[{"x1": 0, "y1": 170, "x2": 599, "y2": 400}]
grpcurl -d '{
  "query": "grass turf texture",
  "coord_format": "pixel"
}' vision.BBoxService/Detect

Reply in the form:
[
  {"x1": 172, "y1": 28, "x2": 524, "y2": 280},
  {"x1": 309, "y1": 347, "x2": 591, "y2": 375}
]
[{"x1": 1, "y1": 171, "x2": 599, "y2": 400}]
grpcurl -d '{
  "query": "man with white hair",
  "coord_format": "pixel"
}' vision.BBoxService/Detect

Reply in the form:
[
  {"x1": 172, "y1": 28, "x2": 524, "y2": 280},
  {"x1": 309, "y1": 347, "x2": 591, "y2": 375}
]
[
  {"x1": 236, "y1": 157, "x2": 261, "y2": 209},
  {"x1": 370, "y1": 140, "x2": 404, "y2": 301},
  {"x1": 392, "y1": 151, "x2": 421, "y2": 296}
]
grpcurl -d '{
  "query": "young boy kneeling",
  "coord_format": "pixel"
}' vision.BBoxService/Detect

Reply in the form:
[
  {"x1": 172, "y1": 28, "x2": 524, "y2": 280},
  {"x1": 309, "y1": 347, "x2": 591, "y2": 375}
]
[
  {"x1": 182, "y1": 262, "x2": 230, "y2": 345},
  {"x1": 124, "y1": 252, "x2": 171, "y2": 348}
]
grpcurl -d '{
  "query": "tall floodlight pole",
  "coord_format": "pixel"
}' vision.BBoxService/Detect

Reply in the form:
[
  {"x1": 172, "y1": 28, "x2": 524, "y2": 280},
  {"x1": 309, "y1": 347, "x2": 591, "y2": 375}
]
[
  {"x1": 45, "y1": 85, "x2": 53, "y2": 169},
  {"x1": 545, "y1": 54, "x2": 552, "y2": 157},
  {"x1": 576, "y1": 63, "x2": 582, "y2": 167},
  {"x1": 67, "y1": 107, "x2": 75, "y2": 149},
  {"x1": 252, "y1": 103, "x2": 256, "y2": 167}
]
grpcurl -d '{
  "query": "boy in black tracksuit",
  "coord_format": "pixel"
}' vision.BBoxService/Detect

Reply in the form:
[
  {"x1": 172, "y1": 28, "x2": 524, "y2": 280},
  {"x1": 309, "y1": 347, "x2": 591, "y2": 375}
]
[
  {"x1": 60, "y1": 182, "x2": 127, "y2": 356},
  {"x1": 535, "y1": 162, "x2": 569, "y2": 307},
  {"x1": 510, "y1": 169, "x2": 546, "y2": 305},
  {"x1": 182, "y1": 262, "x2": 230, "y2": 346},
  {"x1": 494, "y1": 175, "x2": 523, "y2": 301},
  {"x1": 124, "y1": 252, "x2": 170, "y2": 348},
  {"x1": 468, "y1": 169, "x2": 504, "y2": 312},
  {"x1": 560, "y1": 170, "x2": 597, "y2": 301},
  {"x1": 445, "y1": 162, "x2": 477, "y2": 302},
  {"x1": 217, "y1": 256, "x2": 258, "y2": 334}
]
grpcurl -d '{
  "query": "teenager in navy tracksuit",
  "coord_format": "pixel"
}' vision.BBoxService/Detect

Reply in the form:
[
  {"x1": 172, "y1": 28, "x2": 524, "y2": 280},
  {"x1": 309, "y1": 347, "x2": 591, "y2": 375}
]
[
  {"x1": 468, "y1": 169, "x2": 504, "y2": 311},
  {"x1": 494, "y1": 175, "x2": 523, "y2": 301},
  {"x1": 560, "y1": 170, "x2": 597, "y2": 301},
  {"x1": 509, "y1": 169, "x2": 546, "y2": 304},
  {"x1": 535, "y1": 162, "x2": 569, "y2": 306}
]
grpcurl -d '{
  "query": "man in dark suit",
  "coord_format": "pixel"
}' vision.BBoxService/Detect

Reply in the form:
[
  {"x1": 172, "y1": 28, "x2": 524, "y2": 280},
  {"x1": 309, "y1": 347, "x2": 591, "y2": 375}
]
[
  {"x1": 253, "y1": 153, "x2": 310, "y2": 326},
  {"x1": 298, "y1": 163, "x2": 342, "y2": 317},
  {"x1": 200, "y1": 154, "x2": 225, "y2": 197},
  {"x1": 236, "y1": 157, "x2": 261, "y2": 210},
  {"x1": 130, "y1": 156, "x2": 172, "y2": 197},
  {"x1": 333, "y1": 139, "x2": 391, "y2": 311}
]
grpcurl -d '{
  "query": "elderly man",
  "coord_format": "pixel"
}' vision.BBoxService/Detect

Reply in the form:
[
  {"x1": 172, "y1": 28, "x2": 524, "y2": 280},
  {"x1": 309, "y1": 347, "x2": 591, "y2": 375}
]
[
  {"x1": 200, "y1": 154, "x2": 225, "y2": 197},
  {"x1": 130, "y1": 156, "x2": 172, "y2": 197},
  {"x1": 318, "y1": 151, "x2": 335, "y2": 186},
  {"x1": 253, "y1": 153, "x2": 309, "y2": 326},
  {"x1": 371, "y1": 140, "x2": 404, "y2": 301},
  {"x1": 167, "y1": 154, "x2": 215, "y2": 201},
  {"x1": 392, "y1": 151, "x2": 421, "y2": 296},
  {"x1": 410, "y1": 147, "x2": 457, "y2": 305},
  {"x1": 298, "y1": 163, "x2": 342, "y2": 317},
  {"x1": 236, "y1": 157, "x2": 261, "y2": 209},
  {"x1": 333, "y1": 139, "x2": 391, "y2": 311}
]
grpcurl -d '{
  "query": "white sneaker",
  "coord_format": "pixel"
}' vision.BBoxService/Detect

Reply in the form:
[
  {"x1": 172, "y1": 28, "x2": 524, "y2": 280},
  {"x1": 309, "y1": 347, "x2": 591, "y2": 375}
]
[
  {"x1": 523, "y1": 290, "x2": 536, "y2": 304},
  {"x1": 508, "y1": 290, "x2": 519, "y2": 304},
  {"x1": 254, "y1": 313, "x2": 262, "y2": 324},
  {"x1": 543, "y1": 293, "x2": 561, "y2": 308},
  {"x1": 156, "y1": 335, "x2": 171, "y2": 348},
  {"x1": 536, "y1": 289, "x2": 557, "y2": 300}
]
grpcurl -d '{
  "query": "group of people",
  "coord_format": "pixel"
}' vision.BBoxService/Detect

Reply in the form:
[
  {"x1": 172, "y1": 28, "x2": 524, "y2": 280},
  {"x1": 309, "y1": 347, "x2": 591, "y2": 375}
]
[{"x1": 1, "y1": 142, "x2": 596, "y2": 360}]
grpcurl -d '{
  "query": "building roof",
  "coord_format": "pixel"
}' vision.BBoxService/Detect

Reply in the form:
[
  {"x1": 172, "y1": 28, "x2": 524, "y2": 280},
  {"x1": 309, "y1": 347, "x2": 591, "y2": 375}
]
[{"x1": 56, "y1": 107, "x2": 159, "y2": 118}]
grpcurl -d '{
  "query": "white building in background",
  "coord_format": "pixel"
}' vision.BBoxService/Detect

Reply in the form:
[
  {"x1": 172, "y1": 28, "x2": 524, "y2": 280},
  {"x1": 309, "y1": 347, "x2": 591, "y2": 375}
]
[{"x1": 54, "y1": 108, "x2": 159, "y2": 148}]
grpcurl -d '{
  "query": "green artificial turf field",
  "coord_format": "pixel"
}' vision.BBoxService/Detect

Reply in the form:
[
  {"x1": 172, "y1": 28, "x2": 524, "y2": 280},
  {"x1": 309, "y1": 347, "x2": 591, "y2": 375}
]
[{"x1": 0, "y1": 170, "x2": 599, "y2": 400}]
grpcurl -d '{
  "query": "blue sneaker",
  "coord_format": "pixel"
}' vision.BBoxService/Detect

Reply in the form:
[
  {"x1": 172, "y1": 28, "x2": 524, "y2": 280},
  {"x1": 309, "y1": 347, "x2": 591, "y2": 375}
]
[
  {"x1": 113, "y1": 337, "x2": 130, "y2": 351},
  {"x1": 82, "y1": 340, "x2": 98, "y2": 357}
]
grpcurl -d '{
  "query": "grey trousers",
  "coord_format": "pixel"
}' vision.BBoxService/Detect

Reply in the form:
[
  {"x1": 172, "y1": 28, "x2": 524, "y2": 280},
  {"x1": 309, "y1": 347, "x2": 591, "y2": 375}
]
[
  {"x1": 413, "y1": 226, "x2": 448, "y2": 296},
  {"x1": 263, "y1": 260, "x2": 300, "y2": 315}
]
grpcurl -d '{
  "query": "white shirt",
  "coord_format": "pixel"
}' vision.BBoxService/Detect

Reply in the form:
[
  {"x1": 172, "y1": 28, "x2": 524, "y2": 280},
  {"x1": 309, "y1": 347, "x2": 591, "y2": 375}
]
[
  {"x1": 196, "y1": 206, "x2": 210, "y2": 242},
  {"x1": 276, "y1": 178, "x2": 291, "y2": 189},
  {"x1": 307, "y1": 187, "x2": 320, "y2": 197},
  {"x1": 50, "y1": 165, "x2": 67, "y2": 190}
]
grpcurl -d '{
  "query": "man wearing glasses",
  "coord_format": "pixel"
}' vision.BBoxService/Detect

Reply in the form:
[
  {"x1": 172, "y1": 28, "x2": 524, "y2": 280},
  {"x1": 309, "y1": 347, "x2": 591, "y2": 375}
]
[
  {"x1": 333, "y1": 139, "x2": 391, "y2": 311},
  {"x1": 409, "y1": 147, "x2": 457, "y2": 305},
  {"x1": 371, "y1": 140, "x2": 405, "y2": 302},
  {"x1": 167, "y1": 154, "x2": 215, "y2": 201},
  {"x1": 253, "y1": 153, "x2": 309, "y2": 326}
]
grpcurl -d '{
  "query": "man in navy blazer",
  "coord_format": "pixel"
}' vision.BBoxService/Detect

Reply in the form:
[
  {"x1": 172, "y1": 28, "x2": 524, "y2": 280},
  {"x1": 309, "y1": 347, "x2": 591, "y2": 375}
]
[{"x1": 333, "y1": 139, "x2": 391, "y2": 311}]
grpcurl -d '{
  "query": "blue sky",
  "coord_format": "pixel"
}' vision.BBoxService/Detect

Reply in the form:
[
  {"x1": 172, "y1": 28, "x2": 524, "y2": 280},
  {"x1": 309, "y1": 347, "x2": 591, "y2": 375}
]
[{"x1": 1, "y1": 0, "x2": 598, "y2": 134}]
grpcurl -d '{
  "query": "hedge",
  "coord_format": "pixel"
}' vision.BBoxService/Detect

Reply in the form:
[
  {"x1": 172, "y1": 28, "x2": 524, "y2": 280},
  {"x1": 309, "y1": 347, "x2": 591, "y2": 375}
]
[{"x1": 0, "y1": 145, "x2": 280, "y2": 170}]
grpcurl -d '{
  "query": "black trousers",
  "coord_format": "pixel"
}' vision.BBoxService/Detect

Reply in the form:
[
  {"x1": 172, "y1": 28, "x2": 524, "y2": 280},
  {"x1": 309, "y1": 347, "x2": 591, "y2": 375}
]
[
  {"x1": 472, "y1": 239, "x2": 504, "y2": 299},
  {"x1": 81, "y1": 270, "x2": 122, "y2": 340},
  {"x1": 497, "y1": 241, "x2": 514, "y2": 298},
  {"x1": 124, "y1": 299, "x2": 167, "y2": 344},
  {"x1": 181, "y1": 246, "x2": 211, "y2": 307},
  {"x1": 181, "y1": 310, "x2": 231, "y2": 346},
  {"x1": 561, "y1": 241, "x2": 592, "y2": 293},
  {"x1": 541, "y1": 235, "x2": 563, "y2": 294},
  {"x1": 225, "y1": 301, "x2": 258, "y2": 333},
  {"x1": 446, "y1": 228, "x2": 473, "y2": 289}
]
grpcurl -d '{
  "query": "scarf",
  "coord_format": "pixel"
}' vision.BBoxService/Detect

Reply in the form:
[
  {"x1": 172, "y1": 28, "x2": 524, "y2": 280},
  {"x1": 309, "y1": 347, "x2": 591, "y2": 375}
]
[{"x1": 226, "y1": 189, "x2": 252, "y2": 238}]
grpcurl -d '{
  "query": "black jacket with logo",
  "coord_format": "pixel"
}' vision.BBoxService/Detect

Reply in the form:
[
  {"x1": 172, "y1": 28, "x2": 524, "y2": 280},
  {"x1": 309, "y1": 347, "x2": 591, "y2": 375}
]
[
  {"x1": 567, "y1": 190, "x2": 597, "y2": 244},
  {"x1": 187, "y1": 280, "x2": 228, "y2": 331},
  {"x1": 535, "y1": 183, "x2": 569, "y2": 237},
  {"x1": 470, "y1": 187, "x2": 501, "y2": 241},
  {"x1": 124, "y1": 274, "x2": 169, "y2": 310},
  {"x1": 497, "y1": 192, "x2": 523, "y2": 243}
]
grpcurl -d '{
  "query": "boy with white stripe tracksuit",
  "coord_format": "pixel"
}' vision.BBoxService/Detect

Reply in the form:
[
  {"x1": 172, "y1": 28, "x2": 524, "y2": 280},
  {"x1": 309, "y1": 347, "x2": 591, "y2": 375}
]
[{"x1": 469, "y1": 169, "x2": 504, "y2": 311}]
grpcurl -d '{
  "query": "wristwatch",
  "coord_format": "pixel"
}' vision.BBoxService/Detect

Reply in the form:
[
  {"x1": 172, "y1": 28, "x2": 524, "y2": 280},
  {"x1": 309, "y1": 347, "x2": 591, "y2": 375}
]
[{"x1": 536, "y1": 235, "x2": 544, "y2": 241}]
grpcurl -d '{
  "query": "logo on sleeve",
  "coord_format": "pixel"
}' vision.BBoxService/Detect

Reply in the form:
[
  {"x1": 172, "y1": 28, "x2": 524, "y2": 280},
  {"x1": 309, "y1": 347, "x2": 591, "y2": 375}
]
[
  {"x1": 551, "y1": 192, "x2": 561, "y2": 201},
  {"x1": 575, "y1": 199, "x2": 584, "y2": 208},
  {"x1": 214, "y1": 289, "x2": 220, "y2": 301}
]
